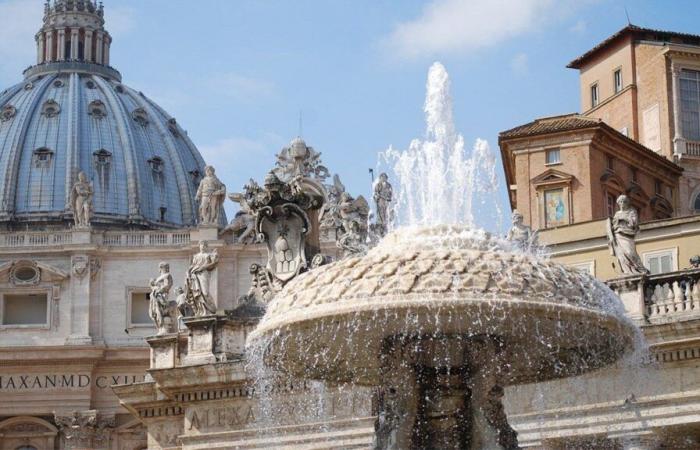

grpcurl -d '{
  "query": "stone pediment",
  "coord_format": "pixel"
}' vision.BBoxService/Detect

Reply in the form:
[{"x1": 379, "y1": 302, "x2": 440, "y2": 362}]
[
  {"x1": 0, "y1": 259, "x2": 69, "y2": 285},
  {"x1": 531, "y1": 168, "x2": 574, "y2": 187}
]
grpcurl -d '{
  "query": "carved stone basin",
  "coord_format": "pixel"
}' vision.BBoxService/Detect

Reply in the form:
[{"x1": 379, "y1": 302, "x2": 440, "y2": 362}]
[{"x1": 248, "y1": 225, "x2": 638, "y2": 449}]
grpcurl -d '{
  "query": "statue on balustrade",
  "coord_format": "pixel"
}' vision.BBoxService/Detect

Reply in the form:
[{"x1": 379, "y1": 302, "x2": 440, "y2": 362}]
[
  {"x1": 184, "y1": 240, "x2": 219, "y2": 316},
  {"x1": 607, "y1": 195, "x2": 649, "y2": 275},
  {"x1": 373, "y1": 172, "x2": 393, "y2": 237},
  {"x1": 70, "y1": 171, "x2": 93, "y2": 228},
  {"x1": 196, "y1": 165, "x2": 226, "y2": 225},
  {"x1": 149, "y1": 262, "x2": 174, "y2": 335},
  {"x1": 227, "y1": 185, "x2": 257, "y2": 244},
  {"x1": 506, "y1": 209, "x2": 538, "y2": 251}
]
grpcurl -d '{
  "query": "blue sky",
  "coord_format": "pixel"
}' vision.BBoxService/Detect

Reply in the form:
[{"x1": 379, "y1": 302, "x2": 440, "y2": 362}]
[{"x1": 2, "y1": 0, "x2": 700, "y2": 232}]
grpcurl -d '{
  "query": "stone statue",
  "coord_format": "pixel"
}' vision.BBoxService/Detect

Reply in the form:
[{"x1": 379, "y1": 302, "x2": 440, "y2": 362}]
[
  {"x1": 607, "y1": 195, "x2": 649, "y2": 275},
  {"x1": 373, "y1": 172, "x2": 393, "y2": 235},
  {"x1": 227, "y1": 191, "x2": 257, "y2": 244},
  {"x1": 274, "y1": 137, "x2": 329, "y2": 183},
  {"x1": 196, "y1": 165, "x2": 226, "y2": 225},
  {"x1": 175, "y1": 286, "x2": 191, "y2": 319},
  {"x1": 184, "y1": 240, "x2": 219, "y2": 316},
  {"x1": 319, "y1": 174, "x2": 345, "y2": 232},
  {"x1": 70, "y1": 171, "x2": 93, "y2": 228},
  {"x1": 149, "y1": 262, "x2": 174, "y2": 335},
  {"x1": 337, "y1": 220, "x2": 368, "y2": 258},
  {"x1": 506, "y1": 210, "x2": 537, "y2": 250}
]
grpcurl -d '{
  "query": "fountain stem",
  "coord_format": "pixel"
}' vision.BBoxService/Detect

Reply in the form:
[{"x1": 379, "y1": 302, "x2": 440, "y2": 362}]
[{"x1": 374, "y1": 335, "x2": 519, "y2": 450}]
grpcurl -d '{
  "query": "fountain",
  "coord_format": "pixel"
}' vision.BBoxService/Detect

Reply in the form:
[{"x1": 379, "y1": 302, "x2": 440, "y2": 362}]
[{"x1": 247, "y1": 63, "x2": 638, "y2": 449}]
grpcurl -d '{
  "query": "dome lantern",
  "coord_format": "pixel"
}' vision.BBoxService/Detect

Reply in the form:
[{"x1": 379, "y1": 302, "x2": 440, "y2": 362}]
[{"x1": 0, "y1": 1, "x2": 216, "y2": 230}]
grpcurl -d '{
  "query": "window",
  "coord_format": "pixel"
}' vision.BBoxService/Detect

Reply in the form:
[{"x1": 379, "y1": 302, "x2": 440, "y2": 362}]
[
  {"x1": 694, "y1": 193, "x2": 700, "y2": 211},
  {"x1": 129, "y1": 292, "x2": 151, "y2": 326},
  {"x1": 606, "y1": 193, "x2": 617, "y2": 217},
  {"x1": 630, "y1": 168, "x2": 638, "y2": 183},
  {"x1": 607, "y1": 156, "x2": 614, "y2": 171},
  {"x1": 680, "y1": 69, "x2": 700, "y2": 141},
  {"x1": 544, "y1": 188, "x2": 568, "y2": 227},
  {"x1": 614, "y1": 68, "x2": 623, "y2": 93},
  {"x1": 643, "y1": 249, "x2": 677, "y2": 275},
  {"x1": 545, "y1": 148, "x2": 561, "y2": 165},
  {"x1": 591, "y1": 83, "x2": 599, "y2": 108},
  {"x1": 33, "y1": 148, "x2": 54, "y2": 169},
  {"x1": 655, "y1": 180, "x2": 662, "y2": 195},
  {"x1": 2, "y1": 293, "x2": 48, "y2": 326}
]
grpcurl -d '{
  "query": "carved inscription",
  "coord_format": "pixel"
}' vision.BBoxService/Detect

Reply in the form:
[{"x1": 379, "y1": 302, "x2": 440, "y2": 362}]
[{"x1": 0, "y1": 374, "x2": 145, "y2": 391}]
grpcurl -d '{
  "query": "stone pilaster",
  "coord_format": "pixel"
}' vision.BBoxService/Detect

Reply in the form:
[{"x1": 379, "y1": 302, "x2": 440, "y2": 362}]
[
  {"x1": 671, "y1": 64, "x2": 686, "y2": 156},
  {"x1": 36, "y1": 32, "x2": 45, "y2": 64},
  {"x1": 57, "y1": 28, "x2": 66, "y2": 61},
  {"x1": 182, "y1": 315, "x2": 218, "y2": 365},
  {"x1": 147, "y1": 333, "x2": 179, "y2": 370},
  {"x1": 45, "y1": 30, "x2": 54, "y2": 62},
  {"x1": 65, "y1": 250, "x2": 95, "y2": 345},
  {"x1": 95, "y1": 31, "x2": 103, "y2": 64},
  {"x1": 54, "y1": 410, "x2": 115, "y2": 450},
  {"x1": 70, "y1": 28, "x2": 80, "y2": 60},
  {"x1": 84, "y1": 29, "x2": 93, "y2": 62},
  {"x1": 103, "y1": 35, "x2": 110, "y2": 65}
]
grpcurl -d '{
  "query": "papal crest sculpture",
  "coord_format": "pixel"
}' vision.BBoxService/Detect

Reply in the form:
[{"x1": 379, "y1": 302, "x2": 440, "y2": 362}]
[{"x1": 233, "y1": 169, "x2": 324, "y2": 306}]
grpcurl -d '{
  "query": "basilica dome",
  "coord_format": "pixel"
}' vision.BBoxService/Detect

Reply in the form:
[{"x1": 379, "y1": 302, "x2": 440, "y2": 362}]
[{"x1": 0, "y1": 0, "x2": 212, "y2": 229}]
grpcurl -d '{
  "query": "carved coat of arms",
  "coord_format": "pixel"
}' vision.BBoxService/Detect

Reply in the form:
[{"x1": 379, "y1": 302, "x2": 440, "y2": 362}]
[{"x1": 257, "y1": 203, "x2": 310, "y2": 285}]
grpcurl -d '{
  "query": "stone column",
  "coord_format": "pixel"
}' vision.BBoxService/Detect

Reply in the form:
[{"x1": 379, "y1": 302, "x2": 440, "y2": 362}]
[
  {"x1": 55, "y1": 410, "x2": 116, "y2": 450},
  {"x1": 36, "y1": 32, "x2": 45, "y2": 64},
  {"x1": 46, "y1": 30, "x2": 54, "y2": 62},
  {"x1": 95, "y1": 31, "x2": 103, "y2": 64},
  {"x1": 671, "y1": 64, "x2": 686, "y2": 155},
  {"x1": 70, "y1": 27, "x2": 80, "y2": 60},
  {"x1": 103, "y1": 35, "x2": 111, "y2": 66},
  {"x1": 84, "y1": 29, "x2": 93, "y2": 62},
  {"x1": 57, "y1": 28, "x2": 66, "y2": 61}
]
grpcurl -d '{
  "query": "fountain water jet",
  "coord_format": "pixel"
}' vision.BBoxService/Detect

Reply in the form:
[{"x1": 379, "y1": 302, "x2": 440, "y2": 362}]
[{"x1": 247, "y1": 63, "x2": 639, "y2": 449}]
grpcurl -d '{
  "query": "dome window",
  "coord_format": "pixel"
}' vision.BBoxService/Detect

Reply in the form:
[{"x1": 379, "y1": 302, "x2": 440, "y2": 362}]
[
  {"x1": 88, "y1": 100, "x2": 107, "y2": 119},
  {"x1": 115, "y1": 84, "x2": 125, "y2": 94},
  {"x1": 148, "y1": 156, "x2": 165, "y2": 174},
  {"x1": 41, "y1": 100, "x2": 61, "y2": 118},
  {"x1": 53, "y1": 79, "x2": 64, "y2": 88},
  {"x1": 33, "y1": 148, "x2": 54, "y2": 168},
  {"x1": 24, "y1": 82, "x2": 33, "y2": 91},
  {"x1": 0, "y1": 105, "x2": 16, "y2": 122},
  {"x1": 93, "y1": 149, "x2": 112, "y2": 167},
  {"x1": 167, "y1": 118, "x2": 180, "y2": 137},
  {"x1": 132, "y1": 108, "x2": 149, "y2": 127},
  {"x1": 85, "y1": 80, "x2": 96, "y2": 89},
  {"x1": 10, "y1": 261, "x2": 40, "y2": 286},
  {"x1": 189, "y1": 169, "x2": 201, "y2": 187}
]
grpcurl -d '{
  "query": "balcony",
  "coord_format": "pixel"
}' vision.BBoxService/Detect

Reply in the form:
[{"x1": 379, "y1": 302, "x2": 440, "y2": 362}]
[{"x1": 607, "y1": 268, "x2": 700, "y2": 325}]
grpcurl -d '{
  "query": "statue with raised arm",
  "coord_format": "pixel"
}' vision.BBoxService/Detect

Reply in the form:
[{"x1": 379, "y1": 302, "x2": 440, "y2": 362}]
[
  {"x1": 70, "y1": 171, "x2": 93, "y2": 228},
  {"x1": 607, "y1": 195, "x2": 649, "y2": 275},
  {"x1": 373, "y1": 172, "x2": 393, "y2": 235},
  {"x1": 196, "y1": 165, "x2": 226, "y2": 225},
  {"x1": 506, "y1": 210, "x2": 537, "y2": 250},
  {"x1": 227, "y1": 188, "x2": 257, "y2": 244},
  {"x1": 185, "y1": 241, "x2": 219, "y2": 316},
  {"x1": 149, "y1": 262, "x2": 174, "y2": 335}
]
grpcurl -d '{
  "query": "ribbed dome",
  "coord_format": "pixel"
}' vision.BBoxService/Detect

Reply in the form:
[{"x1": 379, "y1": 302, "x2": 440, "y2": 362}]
[{"x1": 0, "y1": 1, "x2": 216, "y2": 229}]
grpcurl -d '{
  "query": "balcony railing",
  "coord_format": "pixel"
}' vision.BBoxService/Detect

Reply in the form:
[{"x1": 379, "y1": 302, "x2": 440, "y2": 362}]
[
  {"x1": 0, "y1": 231, "x2": 72, "y2": 248},
  {"x1": 686, "y1": 140, "x2": 700, "y2": 157},
  {"x1": 608, "y1": 268, "x2": 700, "y2": 323},
  {"x1": 101, "y1": 231, "x2": 191, "y2": 247},
  {"x1": 0, "y1": 230, "x2": 192, "y2": 249}
]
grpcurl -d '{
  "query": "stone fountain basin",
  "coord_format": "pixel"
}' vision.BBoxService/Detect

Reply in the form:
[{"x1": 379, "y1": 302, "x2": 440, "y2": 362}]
[{"x1": 248, "y1": 226, "x2": 638, "y2": 386}]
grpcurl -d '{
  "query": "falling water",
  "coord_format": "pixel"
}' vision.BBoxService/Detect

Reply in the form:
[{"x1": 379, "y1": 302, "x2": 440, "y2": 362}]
[{"x1": 381, "y1": 62, "x2": 500, "y2": 229}]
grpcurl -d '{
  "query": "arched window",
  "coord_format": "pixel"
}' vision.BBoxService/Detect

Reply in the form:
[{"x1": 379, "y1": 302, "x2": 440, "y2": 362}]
[
  {"x1": 15, "y1": 445, "x2": 38, "y2": 450},
  {"x1": 41, "y1": 99, "x2": 60, "y2": 118},
  {"x1": 694, "y1": 193, "x2": 700, "y2": 212},
  {"x1": 88, "y1": 100, "x2": 107, "y2": 119}
]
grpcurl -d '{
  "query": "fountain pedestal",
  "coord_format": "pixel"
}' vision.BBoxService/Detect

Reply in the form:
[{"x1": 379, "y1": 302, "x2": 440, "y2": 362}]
[{"x1": 375, "y1": 335, "x2": 517, "y2": 450}]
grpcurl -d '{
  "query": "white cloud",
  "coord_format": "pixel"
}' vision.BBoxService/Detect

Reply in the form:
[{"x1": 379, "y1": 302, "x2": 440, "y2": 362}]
[
  {"x1": 570, "y1": 19, "x2": 587, "y2": 34},
  {"x1": 382, "y1": 0, "x2": 567, "y2": 60},
  {"x1": 510, "y1": 53, "x2": 529, "y2": 75}
]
